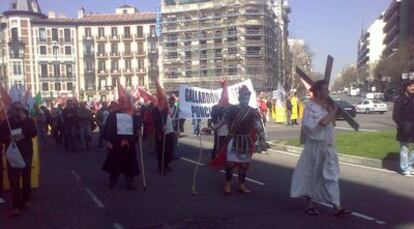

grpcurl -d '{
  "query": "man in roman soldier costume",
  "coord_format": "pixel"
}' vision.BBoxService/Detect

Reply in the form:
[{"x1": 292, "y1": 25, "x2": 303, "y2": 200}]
[{"x1": 210, "y1": 85, "x2": 265, "y2": 194}]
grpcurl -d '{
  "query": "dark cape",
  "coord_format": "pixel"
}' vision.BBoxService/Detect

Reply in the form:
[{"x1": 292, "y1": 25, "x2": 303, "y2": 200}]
[{"x1": 102, "y1": 112, "x2": 141, "y2": 177}]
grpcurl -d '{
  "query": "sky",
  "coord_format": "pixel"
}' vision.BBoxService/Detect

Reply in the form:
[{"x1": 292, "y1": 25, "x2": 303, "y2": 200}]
[{"x1": 0, "y1": 0, "x2": 391, "y2": 81}]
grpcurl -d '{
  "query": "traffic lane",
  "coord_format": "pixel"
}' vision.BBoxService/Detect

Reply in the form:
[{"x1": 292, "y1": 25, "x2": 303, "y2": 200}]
[
  {"x1": 180, "y1": 136, "x2": 414, "y2": 228},
  {"x1": 0, "y1": 143, "x2": 114, "y2": 229},
  {"x1": 179, "y1": 138, "x2": 389, "y2": 228}
]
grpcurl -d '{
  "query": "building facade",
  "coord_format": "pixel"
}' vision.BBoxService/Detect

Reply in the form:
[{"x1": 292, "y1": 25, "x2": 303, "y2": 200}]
[
  {"x1": 160, "y1": 0, "x2": 285, "y2": 91},
  {"x1": 383, "y1": 0, "x2": 414, "y2": 71},
  {"x1": 357, "y1": 14, "x2": 386, "y2": 81},
  {"x1": 0, "y1": 1, "x2": 159, "y2": 101}
]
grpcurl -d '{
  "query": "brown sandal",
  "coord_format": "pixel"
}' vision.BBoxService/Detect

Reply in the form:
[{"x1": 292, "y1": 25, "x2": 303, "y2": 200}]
[{"x1": 334, "y1": 208, "x2": 352, "y2": 217}]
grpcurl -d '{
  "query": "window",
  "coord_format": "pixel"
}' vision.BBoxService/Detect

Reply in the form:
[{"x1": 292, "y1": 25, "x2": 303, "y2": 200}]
[
  {"x1": 137, "y1": 59, "x2": 144, "y2": 71},
  {"x1": 64, "y1": 29, "x2": 71, "y2": 42},
  {"x1": 98, "y1": 44, "x2": 105, "y2": 54},
  {"x1": 53, "y1": 46, "x2": 59, "y2": 55},
  {"x1": 228, "y1": 65, "x2": 237, "y2": 75},
  {"x1": 12, "y1": 62, "x2": 22, "y2": 75},
  {"x1": 52, "y1": 28, "x2": 58, "y2": 41},
  {"x1": 126, "y1": 77, "x2": 132, "y2": 87},
  {"x1": 85, "y1": 28, "x2": 92, "y2": 38},
  {"x1": 98, "y1": 27, "x2": 105, "y2": 37},
  {"x1": 150, "y1": 25, "x2": 156, "y2": 37},
  {"x1": 66, "y1": 64, "x2": 73, "y2": 77},
  {"x1": 85, "y1": 44, "x2": 93, "y2": 55},
  {"x1": 111, "y1": 60, "x2": 118, "y2": 71},
  {"x1": 124, "y1": 43, "x2": 131, "y2": 55},
  {"x1": 42, "y1": 83, "x2": 49, "y2": 91},
  {"x1": 111, "y1": 77, "x2": 116, "y2": 87},
  {"x1": 85, "y1": 60, "x2": 94, "y2": 72},
  {"x1": 111, "y1": 27, "x2": 118, "y2": 37},
  {"x1": 215, "y1": 49, "x2": 222, "y2": 57},
  {"x1": 137, "y1": 26, "x2": 143, "y2": 37},
  {"x1": 40, "y1": 46, "x2": 47, "y2": 55},
  {"x1": 40, "y1": 64, "x2": 48, "y2": 77},
  {"x1": 125, "y1": 59, "x2": 132, "y2": 71},
  {"x1": 228, "y1": 47, "x2": 237, "y2": 55},
  {"x1": 53, "y1": 63, "x2": 60, "y2": 77},
  {"x1": 246, "y1": 47, "x2": 260, "y2": 55},
  {"x1": 11, "y1": 28, "x2": 18, "y2": 41},
  {"x1": 55, "y1": 82, "x2": 61, "y2": 91},
  {"x1": 185, "y1": 51, "x2": 191, "y2": 59},
  {"x1": 137, "y1": 42, "x2": 144, "y2": 54},
  {"x1": 98, "y1": 60, "x2": 106, "y2": 72},
  {"x1": 123, "y1": 9, "x2": 128, "y2": 14},
  {"x1": 65, "y1": 46, "x2": 72, "y2": 55},
  {"x1": 67, "y1": 82, "x2": 73, "y2": 91},
  {"x1": 124, "y1": 27, "x2": 131, "y2": 38},
  {"x1": 111, "y1": 43, "x2": 118, "y2": 54},
  {"x1": 86, "y1": 78, "x2": 95, "y2": 91},
  {"x1": 168, "y1": 52, "x2": 177, "y2": 59},
  {"x1": 39, "y1": 28, "x2": 46, "y2": 41}
]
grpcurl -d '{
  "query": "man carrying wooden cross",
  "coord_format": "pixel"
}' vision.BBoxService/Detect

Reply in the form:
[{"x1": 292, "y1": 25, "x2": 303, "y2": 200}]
[{"x1": 290, "y1": 56, "x2": 357, "y2": 217}]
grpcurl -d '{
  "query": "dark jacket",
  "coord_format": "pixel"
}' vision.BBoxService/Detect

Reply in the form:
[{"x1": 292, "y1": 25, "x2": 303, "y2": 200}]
[
  {"x1": 0, "y1": 114, "x2": 38, "y2": 163},
  {"x1": 392, "y1": 94, "x2": 414, "y2": 142}
]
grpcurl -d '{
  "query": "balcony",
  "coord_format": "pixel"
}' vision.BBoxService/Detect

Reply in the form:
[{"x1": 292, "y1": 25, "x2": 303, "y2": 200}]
[
  {"x1": 97, "y1": 69, "x2": 108, "y2": 76},
  {"x1": 135, "y1": 34, "x2": 145, "y2": 40},
  {"x1": 109, "y1": 35, "x2": 120, "y2": 41},
  {"x1": 110, "y1": 69, "x2": 121, "y2": 75},
  {"x1": 122, "y1": 35, "x2": 133, "y2": 41},
  {"x1": 148, "y1": 48, "x2": 158, "y2": 54},
  {"x1": 123, "y1": 68, "x2": 134, "y2": 75},
  {"x1": 123, "y1": 51, "x2": 134, "y2": 58},
  {"x1": 96, "y1": 52, "x2": 108, "y2": 58},
  {"x1": 96, "y1": 35, "x2": 107, "y2": 42},
  {"x1": 135, "y1": 51, "x2": 146, "y2": 57},
  {"x1": 38, "y1": 55, "x2": 76, "y2": 62},
  {"x1": 82, "y1": 36, "x2": 94, "y2": 42},
  {"x1": 135, "y1": 68, "x2": 146, "y2": 74},
  {"x1": 110, "y1": 52, "x2": 120, "y2": 58}
]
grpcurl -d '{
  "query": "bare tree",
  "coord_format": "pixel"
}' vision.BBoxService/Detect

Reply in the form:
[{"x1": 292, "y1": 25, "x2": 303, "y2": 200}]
[
  {"x1": 331, "y1": 65, "x2": 357, "y2": 91},
  {"x1": 285, "y1": 40, "x2": 313, "y2": 92}
]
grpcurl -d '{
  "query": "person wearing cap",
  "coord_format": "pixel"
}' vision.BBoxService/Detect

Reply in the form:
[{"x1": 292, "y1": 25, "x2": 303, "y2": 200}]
[
  {"x1": 392, "y1": 79, "x2": 414, "y2": 177},
  {"x1": 210, "y1": 85, "x2": 265, "y2": 194}
]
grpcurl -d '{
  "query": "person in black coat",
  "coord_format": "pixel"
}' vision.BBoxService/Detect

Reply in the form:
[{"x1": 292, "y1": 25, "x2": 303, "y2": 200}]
[
  {"x1": 0, "y1": 101, "x2": 37, "y2": 217},
  {"x1": 392, "y1": 79, "x2": 414, "y2": 176},
  {"x1": 102, "y1": 104, "x2": 141, "y2": 190}
]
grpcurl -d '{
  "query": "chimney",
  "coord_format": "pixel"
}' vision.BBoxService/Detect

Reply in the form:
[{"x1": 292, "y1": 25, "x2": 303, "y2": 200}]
[
  {"x1": 78, "y1": 7, "x2": 85, "y2": 18},
  {"x1": 48, "y1": 11, "x2": 56, "y2": 18}
]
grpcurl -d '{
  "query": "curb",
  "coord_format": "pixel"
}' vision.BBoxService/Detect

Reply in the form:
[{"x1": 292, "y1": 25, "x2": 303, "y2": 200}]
[{"x1": 270, "y1": 143, "x2": 398, "y2": 170}]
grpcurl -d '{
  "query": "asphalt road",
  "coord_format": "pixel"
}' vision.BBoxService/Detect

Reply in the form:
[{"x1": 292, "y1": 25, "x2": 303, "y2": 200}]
[
  {"x1": 1, "y1": 96, "x2": 409, "y2": 229},
  {"x1": 1, "y1": 120, "x2": 412, "y2": 229}
]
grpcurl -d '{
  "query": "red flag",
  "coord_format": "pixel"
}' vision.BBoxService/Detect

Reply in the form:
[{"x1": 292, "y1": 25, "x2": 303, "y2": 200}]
[
  {"x1": 218, "y1": 80, "x2": 230, "y2": 107},
  {"x1": 155, "y1": 80, "x2": 168, "y2": 110},
  {"x1": 138, "y1": 88, "x2": 157, "y2": 104},
  {"x1": 116, "y1": 78, "x2": 134, "y2": 113},
  {"x1": 0, "y1": 83, "x2": 12, "y2": 108}
]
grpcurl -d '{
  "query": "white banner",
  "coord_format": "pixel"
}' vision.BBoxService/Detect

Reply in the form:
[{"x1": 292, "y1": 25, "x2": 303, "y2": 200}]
[{"x1": 179, "y1": 79, "x2": 257, "y2": 120}]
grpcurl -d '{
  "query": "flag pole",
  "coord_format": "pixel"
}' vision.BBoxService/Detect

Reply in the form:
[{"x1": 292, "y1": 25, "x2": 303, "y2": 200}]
[
  {"x1": 191, "y1": 126, "x2": 203, "y2": 195},
  {"x1": 138, "y1": 134, "x2": 147, "y2": 190},
  {"x1": 161, "y1": 114, "x2": 166, "y2": 175}
]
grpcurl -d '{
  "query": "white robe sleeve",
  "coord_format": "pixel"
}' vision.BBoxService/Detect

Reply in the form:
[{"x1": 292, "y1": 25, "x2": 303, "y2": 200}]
[{"x1": 301, "y1": 101, "x2": 327, "y2": 142}]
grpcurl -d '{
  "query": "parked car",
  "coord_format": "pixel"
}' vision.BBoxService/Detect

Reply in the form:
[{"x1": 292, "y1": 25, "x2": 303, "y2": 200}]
[
  {"x1": 355, "y1": 99, "x2": 388, "y2": 114},
  {"x1": 335, "y1": 99, "x2": 356, "y2": 119}
]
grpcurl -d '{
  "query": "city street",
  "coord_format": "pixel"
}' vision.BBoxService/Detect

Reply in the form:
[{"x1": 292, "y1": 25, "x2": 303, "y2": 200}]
[{"x1": 1, "y1": 107, "x2": 412, "y2": 229}]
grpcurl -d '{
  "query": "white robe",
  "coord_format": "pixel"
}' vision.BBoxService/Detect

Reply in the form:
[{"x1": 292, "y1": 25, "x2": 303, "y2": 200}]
[{"x1": 290, "y1": 100, "x2": 340, "y2": 206}]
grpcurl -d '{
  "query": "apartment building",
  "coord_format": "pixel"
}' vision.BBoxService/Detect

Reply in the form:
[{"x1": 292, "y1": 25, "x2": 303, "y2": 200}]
[
  {"x1": 160, "y1": 0, "x2": 284, "y2": 91},
  {"x1": 357, "y1": 14, "x2": 386, "y2": 81},
  {"x1": 0, "y1": 0, "x2": 159, "y2": 101},
  {"x1": 383, "y1": 0, "x2": 414, "y2": 71}
]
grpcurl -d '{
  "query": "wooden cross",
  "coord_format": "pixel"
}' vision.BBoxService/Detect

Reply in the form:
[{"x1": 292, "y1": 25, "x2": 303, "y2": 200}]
[{"x1": 296, "y1": 55, "x2": 360, "y2": 131}]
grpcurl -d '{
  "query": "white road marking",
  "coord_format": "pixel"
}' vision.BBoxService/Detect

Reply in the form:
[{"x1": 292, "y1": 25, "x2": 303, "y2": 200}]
[
  {"x1": 180, "y1": 157, "x2": 266, "y2": 186},
  {"x1": 335, "y1": 126, "x2": 379, "y2": 132},
  {"x1": 70, "y1": 170, "x2": 81, "y2": 182},
  {"x1": 268, "y1": 149, "x2": 396, "y2": 174},
  {"x1": 113, "y1": 223, "x2": 124, "y2": 229},
  {"x1": 315, "y1": 201, "x2": 387, "y2": 225},
  {"x1": 85, "y1": 187, "x2": 105, "y2": 209}
]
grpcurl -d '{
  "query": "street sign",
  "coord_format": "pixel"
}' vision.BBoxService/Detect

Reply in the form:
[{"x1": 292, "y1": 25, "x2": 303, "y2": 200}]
[{"x1": 155, "y1": 7, "x2": 161, "y2": 37}]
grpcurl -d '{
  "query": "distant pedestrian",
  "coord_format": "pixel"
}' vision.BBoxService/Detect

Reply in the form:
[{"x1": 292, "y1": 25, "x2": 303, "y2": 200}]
[
  {"x1": 290, "y1": 80, "x2": 351, "y2": 217},
  {"x1": 392, "y1": 79, "x2": 414, "y2": 177},
  {"x1": 0, "y1": 102, "x2": 37, "y2": 217},
  {"x1": 77, "y1": 102, "x2": 93, "y2": 151},
  {"x1": 192, "y1": 119, "x2": 201, "y2": 136},
  {"x1": 96, "y1": 102, "x2": 110, "y2": 148},
  {"x1": 62, "y1": 100, "x2": 78, "y2": 152},
  {"x1": 286, "y1": 95, "x2": 292, "y2": 126}
]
